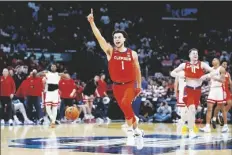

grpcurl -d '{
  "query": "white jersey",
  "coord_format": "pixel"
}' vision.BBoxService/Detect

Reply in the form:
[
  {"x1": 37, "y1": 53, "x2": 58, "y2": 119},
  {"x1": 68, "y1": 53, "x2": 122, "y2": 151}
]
[
  {"x1": 210, "y1": 66, "x2": 223, "y2": 88},
  {"x1": 46, "y1": 71, "x2": 60, "y2": 85}
]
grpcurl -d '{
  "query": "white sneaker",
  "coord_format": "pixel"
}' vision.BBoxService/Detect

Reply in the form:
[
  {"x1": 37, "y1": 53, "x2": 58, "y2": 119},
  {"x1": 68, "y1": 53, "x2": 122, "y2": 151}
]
[
  {"x1": 1, "y1": 119, "x2": 5, "y2": 125},
  {"x1": 200, "y1": 126, "x2": 211, "y2": 133},
  {"x1": 189, "y1": 130, "x2": 197, "y2": 139},
  {"x1": 14, "y1": 119, "x2": 23, "y2": 125},
  {"x1": 24, "y1": 119, "x2": 34, "y2": 125},
  {"x1": 134, "y1": 128, "x2": 145, "y2": 137},
  {"x1": 221, "y1": 125, "x2": 229, "y2": 133},
  {"x1": 84, "y1": 115, "x2": 90, "y2": 120},
  {"x1": 126, "y1": 129, "x2": 135, "y2": 146},
  {"x1": 105, "y1": 117, "x2": 111, "y2": 124},
  {"x1": 89, "y1": 114, "x2": 95, "y2": 119},
  {"x1": 9, "y1": 119, "x2": 14, "y2": 126},
  {"x1": 121, "y1": 123, "x2": 128, "y2": 129}
]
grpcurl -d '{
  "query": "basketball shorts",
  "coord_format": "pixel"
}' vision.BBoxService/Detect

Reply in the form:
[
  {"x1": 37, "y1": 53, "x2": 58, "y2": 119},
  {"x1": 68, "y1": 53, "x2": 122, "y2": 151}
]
[
  {"x1": 207, "y1": 86, "x2": 226, "y2": 104},
  {"x1": 183, "y1": 86, "x2": 201, "y2": 107},
  {"x1": 44, "y1": 90, "x2": 60, "y2": 106},
  {"x1": 176, "y1": 90, "x2": 185, "y2": 107},
  {"x1": 83, "y1": 95, "x2": 95, "y2": 103}
]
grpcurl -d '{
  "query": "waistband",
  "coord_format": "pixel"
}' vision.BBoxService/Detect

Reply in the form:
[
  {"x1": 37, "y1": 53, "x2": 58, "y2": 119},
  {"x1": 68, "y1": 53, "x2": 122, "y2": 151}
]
[
  {"x1": 186, "y1": 85, "x2": 201, "y2": 90},
  {"x1": 113, "y1": 81, "x2": 133, "y2": 85}
]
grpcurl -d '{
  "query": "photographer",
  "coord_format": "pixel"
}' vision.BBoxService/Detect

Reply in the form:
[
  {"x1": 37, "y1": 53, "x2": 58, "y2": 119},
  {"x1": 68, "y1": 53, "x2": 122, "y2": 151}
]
[{"x1": 153, "y1": 101, "x2": 172, "y2": 122}]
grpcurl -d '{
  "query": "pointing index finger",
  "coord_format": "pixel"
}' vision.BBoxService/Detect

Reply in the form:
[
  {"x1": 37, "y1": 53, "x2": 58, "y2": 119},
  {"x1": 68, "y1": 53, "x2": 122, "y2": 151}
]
[{"x1": 91, "y1": 8, "x2": 93, "y2": 14}]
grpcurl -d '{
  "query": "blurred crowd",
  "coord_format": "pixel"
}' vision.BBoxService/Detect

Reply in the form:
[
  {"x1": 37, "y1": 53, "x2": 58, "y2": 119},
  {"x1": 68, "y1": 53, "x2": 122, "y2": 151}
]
[{"x1": 0, "y1": 2, "x2": 232, "y2": 125}]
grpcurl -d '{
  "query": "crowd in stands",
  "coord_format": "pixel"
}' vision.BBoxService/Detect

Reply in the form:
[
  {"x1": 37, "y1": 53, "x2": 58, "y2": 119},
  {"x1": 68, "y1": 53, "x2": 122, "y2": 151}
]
[{"x1": 0, "y1": 2, "x2": 232, "y2": 125}]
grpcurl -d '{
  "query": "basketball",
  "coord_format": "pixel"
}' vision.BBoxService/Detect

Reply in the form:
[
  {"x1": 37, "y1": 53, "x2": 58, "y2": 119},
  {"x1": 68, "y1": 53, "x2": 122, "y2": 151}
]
[{"x1": 65, "y1": 106, "x2": 80, "y2": 120}]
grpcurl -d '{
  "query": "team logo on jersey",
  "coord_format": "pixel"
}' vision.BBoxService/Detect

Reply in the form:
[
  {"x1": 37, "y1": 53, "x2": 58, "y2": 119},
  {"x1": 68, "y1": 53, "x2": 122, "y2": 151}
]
[
  {"x1": 114, "y1": 56, "x2": 132, "y2": 61},
  {"x1": 8, "y1": 134, "x2": 232, "y2": 154}
]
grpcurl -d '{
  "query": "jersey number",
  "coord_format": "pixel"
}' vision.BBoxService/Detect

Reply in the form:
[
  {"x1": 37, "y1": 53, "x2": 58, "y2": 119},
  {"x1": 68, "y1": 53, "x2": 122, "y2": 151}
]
[
  {"x1": 121, "y1": 61, "x2": 124, "y2": 70},
  {"x1": 190, "y1": 65, "x2": 199, "y2": 73}
]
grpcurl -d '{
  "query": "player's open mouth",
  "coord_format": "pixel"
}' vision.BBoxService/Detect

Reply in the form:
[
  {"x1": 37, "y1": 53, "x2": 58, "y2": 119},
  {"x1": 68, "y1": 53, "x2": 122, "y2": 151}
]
[{"x1": 116, "y1": 42, "x2": 120, "y2": 45}]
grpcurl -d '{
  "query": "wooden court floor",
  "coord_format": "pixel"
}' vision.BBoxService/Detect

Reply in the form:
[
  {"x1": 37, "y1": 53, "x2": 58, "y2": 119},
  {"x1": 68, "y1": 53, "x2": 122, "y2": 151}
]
[{"x1": 1, "y1": 123, "x2": 232, "y2": 155}]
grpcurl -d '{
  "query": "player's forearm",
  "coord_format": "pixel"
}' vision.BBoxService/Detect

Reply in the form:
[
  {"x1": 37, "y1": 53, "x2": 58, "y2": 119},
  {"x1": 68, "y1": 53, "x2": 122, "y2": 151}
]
[
  {"x1": 90, "y1": 22, "x2": 103, "y2": 41},
  {"x1": 170, "y1": 71, "x2": 179, "y2": 78},
  {"x1": 136, "y1": 67, "x2": 142, "y2": 88},
  {"x1": 71, "y1": 89, "x2": 76, "y2": 94}
]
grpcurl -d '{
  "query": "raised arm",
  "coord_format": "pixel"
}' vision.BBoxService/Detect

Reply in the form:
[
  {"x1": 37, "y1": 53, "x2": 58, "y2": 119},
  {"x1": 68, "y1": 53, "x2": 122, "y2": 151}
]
[
  {"x1": 87, "y1": 8, "x2": 113, "y2": 56},
  {"x1": 170, "y1": 63, "x2": 185, "y2": 78}
]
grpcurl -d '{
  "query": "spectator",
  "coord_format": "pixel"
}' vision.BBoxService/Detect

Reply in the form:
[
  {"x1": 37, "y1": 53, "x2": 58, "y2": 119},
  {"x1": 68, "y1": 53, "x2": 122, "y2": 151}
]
[
  {"x1": 153, "y1": 101, "x2": 172, "y2": 122},
  {"x1": 0, "y1": 68, "x2": 16, "y2": 125}
]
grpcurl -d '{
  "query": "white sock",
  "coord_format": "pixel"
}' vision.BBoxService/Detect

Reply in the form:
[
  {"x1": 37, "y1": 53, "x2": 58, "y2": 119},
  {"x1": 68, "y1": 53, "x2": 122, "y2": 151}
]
[
  {"x1": 187, "y1": 105, "x2": 196, "y2": 129},
  {"x1": 224, "y1": 124, "x2": 228, "y2": 127},
  {"x1": 206, "y1": 124, "x2": 210, "y2": 128},
  {"x1": 46, "y1": 105, "x2": 53, "y2": 122},
  {"x1": 51, "y1": 106, "x2": 58, "y2": 124}
]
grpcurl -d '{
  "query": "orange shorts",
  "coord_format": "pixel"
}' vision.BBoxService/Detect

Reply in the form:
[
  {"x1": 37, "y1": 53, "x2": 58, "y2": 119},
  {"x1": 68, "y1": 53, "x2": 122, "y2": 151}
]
[{"x1": 183, "y1": 86, "x2": 201, "y2": 107}]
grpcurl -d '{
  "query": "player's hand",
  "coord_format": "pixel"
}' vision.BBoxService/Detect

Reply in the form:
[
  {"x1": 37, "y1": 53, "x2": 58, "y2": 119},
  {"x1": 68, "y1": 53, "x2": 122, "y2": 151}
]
[
  {"x1": 135, "y1": 88, "x2": 142, "y2": 98},
  {"x1": 70, "y1": 92, "x2": 74, "y2": 97},
  {"x1": 87, "y1": 8, "x2": 94, "y2": 23},
  {"x1": 10, "y1": 94, "x2": 14, "y2": 99}
]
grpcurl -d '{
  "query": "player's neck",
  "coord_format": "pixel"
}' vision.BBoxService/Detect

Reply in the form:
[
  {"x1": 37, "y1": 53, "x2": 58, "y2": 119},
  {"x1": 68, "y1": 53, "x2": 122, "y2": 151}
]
[
  {"x1": 190, "y1": 60, "x2": 198, "y2": 64},
  {"x1": 213, "y1": 65, "x2": 220, "y2": 69},
  {"x1": 116, "y1": 46, "x2": 127, "y2": 53}
]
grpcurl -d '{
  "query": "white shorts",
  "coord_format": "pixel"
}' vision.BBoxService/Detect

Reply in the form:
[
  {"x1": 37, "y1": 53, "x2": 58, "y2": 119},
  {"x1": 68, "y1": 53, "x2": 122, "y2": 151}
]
[
  {"x1": 207, "y1": 86, "x2": 226, "y2": 104},
  {"x1": 177, "y1": 90, "x2": 185, "y2": 107},
  {"x1": 44, "y1": 90, "x2": 60, "y2": 106}
]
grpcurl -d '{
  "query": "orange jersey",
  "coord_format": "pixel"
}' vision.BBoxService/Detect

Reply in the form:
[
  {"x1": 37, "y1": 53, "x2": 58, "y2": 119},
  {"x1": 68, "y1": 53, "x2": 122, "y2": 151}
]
[
  {"x1": 224, "y1": 72, "x2": 231, "y2": 90},
  {"x1": 184, "y1": 61, "x2": 204, "y2": 79},
  {"x1": 108, "y1": 48, "x2": 136, "y2": 83}
]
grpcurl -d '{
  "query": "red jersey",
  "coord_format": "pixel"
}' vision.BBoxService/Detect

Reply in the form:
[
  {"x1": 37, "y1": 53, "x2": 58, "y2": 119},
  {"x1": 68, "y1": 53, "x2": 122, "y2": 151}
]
[
  {"x1": 224, "y1": 72, "x2": 231, "y2": 91},
  {"x1": 0, "y1": 76, "x2": 16, "y2": 97},
  {"x1": 76, "y1": 86, "x2": 84, "y2": 101},
  {"x1": 184, "y1": 61, "x2": 204, "y2": 79},
  {"x1": 59, "y1": 79, "x2": 76, "y2": 99},
  {"x1": 27, "y1": 76, "x2": 43, "y2": 97},
  {"x1": 108, "y1": 48, "x2": 136, "y2": 83},
  {"x1": 97, "y1": 80, "x2": 107, "y2": 97},
  {"x1": 16, "y1": 79, "x2": 28, "y2": 98}
]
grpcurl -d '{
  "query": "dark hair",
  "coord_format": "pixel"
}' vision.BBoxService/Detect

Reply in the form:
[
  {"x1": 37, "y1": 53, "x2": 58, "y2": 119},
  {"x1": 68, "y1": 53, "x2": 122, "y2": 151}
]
[
  {"x1": 112, "y1": 30, "x2": 128, "y2": 39},
  {"x1": 221, "y1": 59, "x2": 228, "y2": 65},
  {"x1": 100, "y1": 73, "x2": 105, "y2": 77}
]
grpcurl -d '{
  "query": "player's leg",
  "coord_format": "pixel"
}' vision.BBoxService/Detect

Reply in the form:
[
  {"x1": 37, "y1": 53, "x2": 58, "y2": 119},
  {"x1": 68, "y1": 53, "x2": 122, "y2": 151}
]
[
  {"x1": 219, "y1": 103, "x2": 229, "y2": 132},
  {"x1": 12, "y1": 103, "x2": 22, "y2": 125},
  {"x1": 44, "y1": 92, "x2": 53, "y2": 124},
  {"x1": 185, "y1": 88, "x2": 201, "y2": 138},
  {"x1": 17, "y1": 102, "x2": 34, "y2": 124},
  {"x1": 200, "y1": 88, "x2": 216, "y2": 132},
  {"x1": 225, "y1": 99, "x2": 232, "y2": 112},
  {"x1": 50, "y1": 90, "x2": 60, "y2": 127}
]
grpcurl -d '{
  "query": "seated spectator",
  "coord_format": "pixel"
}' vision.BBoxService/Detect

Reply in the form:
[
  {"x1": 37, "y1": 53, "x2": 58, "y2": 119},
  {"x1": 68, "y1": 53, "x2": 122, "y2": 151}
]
[{"x1": 153, "y1": 101, "x2": 172, "y2": 122}]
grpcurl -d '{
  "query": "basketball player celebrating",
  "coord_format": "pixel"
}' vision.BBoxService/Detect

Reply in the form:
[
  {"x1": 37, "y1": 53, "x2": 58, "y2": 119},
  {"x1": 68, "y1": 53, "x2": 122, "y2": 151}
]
[
  {"x1": 87, "y1": 9, "x2": 144, "y2": 141},
  {"x1": 38, "y1": 64, "x2": 66, "y2": 128},
  {"x1": 200, "y1": 58, "x2": 227, "y2": 133},
  {"x1": 170, "y1": 49, "x2": 216, "y2": 138},
  {"x1": 210, "y1": 60, "x2": 231, "y2": 132}
]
